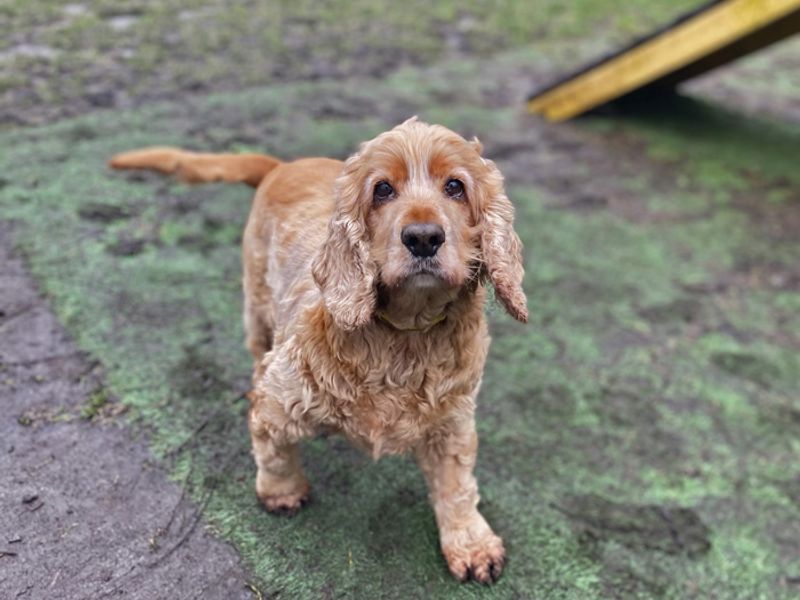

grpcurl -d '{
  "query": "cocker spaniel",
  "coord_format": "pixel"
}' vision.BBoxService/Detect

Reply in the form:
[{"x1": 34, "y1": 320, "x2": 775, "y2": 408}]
[{"x1": 110, "y1": 117, "x2": 527, "y2": 583}]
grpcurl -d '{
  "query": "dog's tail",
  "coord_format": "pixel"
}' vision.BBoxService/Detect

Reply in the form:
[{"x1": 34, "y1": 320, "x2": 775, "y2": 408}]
[{"x1": 108, "y1": 147, "x2": 282, "y2": 188}]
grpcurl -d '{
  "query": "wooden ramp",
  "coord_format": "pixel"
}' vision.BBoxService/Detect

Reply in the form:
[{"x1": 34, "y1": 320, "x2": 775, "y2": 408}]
[{"x1": 528, "y1": 0, "x2": 800, "y2": 121}]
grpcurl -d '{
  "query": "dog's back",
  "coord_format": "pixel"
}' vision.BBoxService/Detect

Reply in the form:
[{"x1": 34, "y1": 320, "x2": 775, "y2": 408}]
[{"x1": 243, "y1": 157, "x2": 343, "y2": 353}]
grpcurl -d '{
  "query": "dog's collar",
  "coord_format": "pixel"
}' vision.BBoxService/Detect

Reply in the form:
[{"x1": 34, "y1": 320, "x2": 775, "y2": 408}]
[{"x1": 375, "y1": 309, "x2": 446, "y2": 332}]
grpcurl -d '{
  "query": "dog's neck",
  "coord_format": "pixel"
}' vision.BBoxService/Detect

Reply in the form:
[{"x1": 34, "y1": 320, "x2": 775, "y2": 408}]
[{"x1": 374, "y1": 276, "x2": 461, "y2": 332}]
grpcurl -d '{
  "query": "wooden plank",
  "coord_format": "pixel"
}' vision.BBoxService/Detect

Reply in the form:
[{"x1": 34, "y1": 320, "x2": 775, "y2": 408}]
[
  {"x1": 528, "y1": 0, "x2": 800, "y2": 121},
  {"x1": 652, "y1": 8, "x2": 800, "y2": 87}
]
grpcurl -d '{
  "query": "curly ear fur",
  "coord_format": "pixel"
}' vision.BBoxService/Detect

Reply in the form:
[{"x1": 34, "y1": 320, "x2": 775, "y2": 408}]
[
  {"x1": 311, "y1": 152, "x2": 377, "y2": 330},
  {"x1": 477, "y1": 157, "x2": 528, "y2": 323}
]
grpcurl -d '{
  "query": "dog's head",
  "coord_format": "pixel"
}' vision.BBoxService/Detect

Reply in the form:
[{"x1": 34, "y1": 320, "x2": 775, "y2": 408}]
[{"x1": 312, "y1": 117, "x2": 527, "y2": 330}]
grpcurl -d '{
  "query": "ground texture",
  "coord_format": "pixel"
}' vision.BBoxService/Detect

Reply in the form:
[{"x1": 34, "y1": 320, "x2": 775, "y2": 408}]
[
  {"x1": 1, "y1": 2, "x2": 799, "y2": 599},
  {"x1": 0, "y1": 222, "x2": 252, "y2": 599}
]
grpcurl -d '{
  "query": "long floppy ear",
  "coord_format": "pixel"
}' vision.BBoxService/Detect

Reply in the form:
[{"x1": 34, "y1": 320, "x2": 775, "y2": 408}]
[
  {"x1": 477, "y1": 155, "x2": 528, "y2": 323},
  {"x1": 311, "y1": 152, "x2": 376, "y2": 330}
]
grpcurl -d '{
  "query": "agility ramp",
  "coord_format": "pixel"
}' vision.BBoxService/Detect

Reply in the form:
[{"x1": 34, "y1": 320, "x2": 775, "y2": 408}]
[{"x1": 528, "y1": 0, "x2": 800, "y2": 121}]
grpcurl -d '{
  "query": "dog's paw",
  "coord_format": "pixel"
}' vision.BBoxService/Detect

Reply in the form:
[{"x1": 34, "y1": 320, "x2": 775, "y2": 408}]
[
  {"x1": 443, "y1": 532, "x2": 505, "y2": 584},
  {"x1": 257, "y1": 480, "x2": 310, "y2": 517}
]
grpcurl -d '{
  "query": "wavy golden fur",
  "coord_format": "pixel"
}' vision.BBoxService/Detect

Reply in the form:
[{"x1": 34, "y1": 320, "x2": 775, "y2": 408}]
[{"x1": 109, "y1": 117, "x2": 527, "y2": 583}]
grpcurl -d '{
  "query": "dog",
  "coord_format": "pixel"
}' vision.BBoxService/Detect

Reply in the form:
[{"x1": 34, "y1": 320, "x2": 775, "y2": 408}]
[{"x1": 109, "y1": 117, "x2": 527, "y2": 583}]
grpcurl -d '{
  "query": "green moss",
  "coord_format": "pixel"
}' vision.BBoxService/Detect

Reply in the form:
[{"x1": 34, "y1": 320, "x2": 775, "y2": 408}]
[
  {"x1": 2, "y1": 0, "x2": 703, "y2": 127},
  {"x1": 81, "y1": 388, "x2": 111, "y2": 420}
]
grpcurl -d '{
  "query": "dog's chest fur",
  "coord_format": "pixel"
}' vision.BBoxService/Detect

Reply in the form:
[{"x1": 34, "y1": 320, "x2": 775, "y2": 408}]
[{"x1": 289, "y1": 301, "x2": 489, "y2": 457}]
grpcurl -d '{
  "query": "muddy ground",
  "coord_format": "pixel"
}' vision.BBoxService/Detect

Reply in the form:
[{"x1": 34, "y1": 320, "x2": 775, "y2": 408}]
[
  {"x1": 0, "y1": 221, "x2": 253, "y2": 599},
  {"x1": 1, "y1": 1, "x2": 799, "y2": 599},
  {"x1": 2, "y1": 0, "x2": 708, "y2": 127}
]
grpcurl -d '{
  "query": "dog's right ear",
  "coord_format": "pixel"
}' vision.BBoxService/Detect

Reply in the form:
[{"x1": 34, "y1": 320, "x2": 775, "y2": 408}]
[{"x1": 311, "y1": 152, "x2": 377, "y2": 330}]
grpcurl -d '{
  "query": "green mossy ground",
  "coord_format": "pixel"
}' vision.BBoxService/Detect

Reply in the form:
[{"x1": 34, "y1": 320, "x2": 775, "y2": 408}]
[
  {"x1": 2, "y1": 0, "x2": 700, "y2": 124},
  {"x1": 2, "y1": 2, "x2": 799, "y2": 598}
]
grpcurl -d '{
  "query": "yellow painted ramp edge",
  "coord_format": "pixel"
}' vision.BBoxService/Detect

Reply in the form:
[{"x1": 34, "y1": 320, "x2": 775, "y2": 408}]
[{"x1": 528, "y1": 0, "x2": 800, "y2": 121}]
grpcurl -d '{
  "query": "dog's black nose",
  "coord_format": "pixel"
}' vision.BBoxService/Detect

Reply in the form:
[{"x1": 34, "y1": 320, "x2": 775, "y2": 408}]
[{"x1": 401, "y1": 223, "x2": 445, "y2": 258}]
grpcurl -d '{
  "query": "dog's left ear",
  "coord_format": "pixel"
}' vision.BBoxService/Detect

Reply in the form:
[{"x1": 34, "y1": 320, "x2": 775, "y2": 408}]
[
  {"x1": 311, "y1": 152, "x2": 377, "y2": 330},
  {"x1": 475, "y1": 152, "x2": 528, "y2": 323}
]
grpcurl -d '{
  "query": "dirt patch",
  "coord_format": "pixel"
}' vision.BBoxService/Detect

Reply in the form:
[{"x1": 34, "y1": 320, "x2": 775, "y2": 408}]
[
  {"x1": 77, "y1": 202, "x2": 134, "y2": 223},
  {"x1": 638, "y1": 297, "x2": 703, "y2": 325},
  {"x1": 711, "y1": 351, "x2": 780, "y2": 389},
  {"x1": 556, "y1": 494, "x2": 711, "y2": 557},
  {"x1": 0, "y1": 223, "x2": 255, "y2": 599},
  {"x1": 106, "y1": 237, "x2": 147, "y2": 257},
  {"x1": 170, "y1": 346, "x2": 232, "y2": 401},
  {"x1": 517, "y1": 384, "x2": 577, "y2": 421}
]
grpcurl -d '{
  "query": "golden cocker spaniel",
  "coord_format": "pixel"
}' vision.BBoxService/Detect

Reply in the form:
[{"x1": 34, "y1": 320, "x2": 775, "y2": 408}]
[{"x1": 110, "y1": 117, "x2": 527, "y2": 583}]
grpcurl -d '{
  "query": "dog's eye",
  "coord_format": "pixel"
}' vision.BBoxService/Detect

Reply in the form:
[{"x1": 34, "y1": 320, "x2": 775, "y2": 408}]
[
  {"x1": 444, "y1": 178, "x2": 464, "y2": 199},
  {"x1": 373, "y1": 181, "x2": 395, "y2": 203}
]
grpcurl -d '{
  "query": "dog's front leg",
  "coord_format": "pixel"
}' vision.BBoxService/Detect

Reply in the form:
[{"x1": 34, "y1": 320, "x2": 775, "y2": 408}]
[
  {"x1": 416, "y1": 415, "x2": 505, "y2": 583},
  {"x1": 248, "y1": 375, "x2": 312, "y2": 516}
]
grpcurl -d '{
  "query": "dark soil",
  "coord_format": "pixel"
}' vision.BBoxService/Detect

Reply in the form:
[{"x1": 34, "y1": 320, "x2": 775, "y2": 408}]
[
  {"x1": 557, "y1": 494, "x2": 711, "y2": 557},
  {"x1": 0, "y1": 222, "x2": 254, "y2": 599}
]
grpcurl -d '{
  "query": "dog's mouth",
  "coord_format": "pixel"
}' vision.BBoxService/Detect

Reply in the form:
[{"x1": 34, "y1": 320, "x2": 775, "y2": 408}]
[
  {"x1": 404, "y1": 258, "x2": 445, "y2": 282},
  {"x1": 402, "y1": 260, "x2": 468, "y2": 291},
  {"x1": 380, "y1": 254, "x2": 464, "y2": 290},
  {"x1": 409, "y1": 257, "x2": 438, "y2": 272}
]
